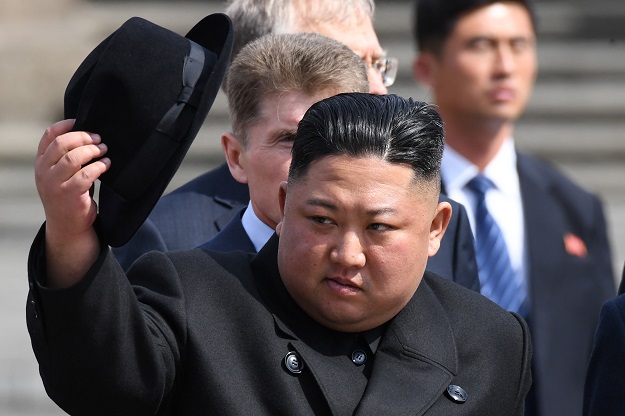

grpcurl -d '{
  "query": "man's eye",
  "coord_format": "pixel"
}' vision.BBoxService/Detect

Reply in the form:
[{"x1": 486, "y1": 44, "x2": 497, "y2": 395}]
[
  {"x1": 281, "y1": 134, "x2": 296, "y2": 142},
  {"x1": 311, "y1": 216, "x2": 332, "y2": 225},
  {"x1": 511, "y1": 38, "x2": 532, "y2": 53},
  {"x1": 467, "y1": 38, "x2": 493, "y2": 52},
  {"x1": 368, "y1": 223, "x2": 392, "y2": 231}
]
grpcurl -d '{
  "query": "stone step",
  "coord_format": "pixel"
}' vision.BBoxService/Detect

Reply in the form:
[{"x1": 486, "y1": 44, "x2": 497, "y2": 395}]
[
  {"x1": 373, "y1": 1, "x2": 625, "y2": 40},
  {"x1": 1, "y1": 0, "x2": 623, "y2": 163},
  {"x1": 3, "y1": 1, "x2": 624, "y2": 123},
  {"x1": 386, "y1": 39, "x2": 625, "y2": 81}
]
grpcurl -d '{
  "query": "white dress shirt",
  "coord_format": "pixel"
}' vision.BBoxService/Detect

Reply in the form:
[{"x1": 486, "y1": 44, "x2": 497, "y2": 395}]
[
  {"x1": 441, "y1": 138, "x2": 528, "y2": 286},
  {"x1": 241, "y1": 201, "x2": 275, "y2": 252}
]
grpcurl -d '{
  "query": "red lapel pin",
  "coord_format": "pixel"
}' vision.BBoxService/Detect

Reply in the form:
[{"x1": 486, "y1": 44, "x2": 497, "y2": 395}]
[{"x1": 563, "y1": 233, "x2": 588, "y2": 257}]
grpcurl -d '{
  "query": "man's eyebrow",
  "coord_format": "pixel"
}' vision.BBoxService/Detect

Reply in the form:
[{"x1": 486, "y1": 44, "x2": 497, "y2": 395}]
[
  {"x1": 367, "y1": 207, "x2": 398, "y2": 216},
  {"x1": 305, "y1": 198, "x2": 398, "y2": 216},
  {"x1": 306, "y1": 198, "x2": 337, "y2": 210},
  {"x1": 268, "y1": 128, "x2": 297, "y2": 140},
  {"x1": 274, "y1": 128, "x2": 297, "y2": 136}
]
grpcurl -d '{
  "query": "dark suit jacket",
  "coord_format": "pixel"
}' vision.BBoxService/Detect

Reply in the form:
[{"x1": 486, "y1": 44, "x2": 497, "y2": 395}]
[
  {"x1": 618, "y1": 263, "x2": 625, "y2": 295},
  {"x1": 112, "y1": 163, "x2": 247, "y2": 270},
  {"x1": 117, "y1": 162, "x2": 480, "y2": 291},
  {"x1": 480, "y1": 152, "x2": 614, "y2": 416},
  {"x1": 583, "y1": 293, "x2": 625, "y2": 416},
  {"x1": 198, "y1": 208, "x2": 255, "y2": 253},
  {"x1": 27, "y1": 227, "x2": 531, "y2": 416}
]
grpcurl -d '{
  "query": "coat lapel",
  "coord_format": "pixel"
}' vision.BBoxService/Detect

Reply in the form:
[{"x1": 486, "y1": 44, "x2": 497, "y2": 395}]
[
  {"x1": 356, "y1": 278, "x2": 458, "y2": 416},
  {"x1": 517, "y1": 154, "x2": 565, "y2": 310},
  {"x1": 252, "y1": 239, "x2": 458, "y2": 415}
]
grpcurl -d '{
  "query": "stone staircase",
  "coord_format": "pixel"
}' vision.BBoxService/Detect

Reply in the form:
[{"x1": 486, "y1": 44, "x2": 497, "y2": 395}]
[{"x1": 2, "y1": 1, "x2": 624, "y2": 165}]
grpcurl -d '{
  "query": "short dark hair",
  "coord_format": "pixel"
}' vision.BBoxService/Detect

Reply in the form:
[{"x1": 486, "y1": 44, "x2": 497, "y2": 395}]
[
  {"x1": 289, "y1": 93, "x2": 444, "y2": 190},
  {"x1": 414, "y1": 0, "x2": 538, "y2": 53}
]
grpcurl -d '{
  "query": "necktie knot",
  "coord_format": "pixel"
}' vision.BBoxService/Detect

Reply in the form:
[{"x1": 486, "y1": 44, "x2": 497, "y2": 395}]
[{"x1": 466, "y1": 174, "x2": 494, "y2": 197}]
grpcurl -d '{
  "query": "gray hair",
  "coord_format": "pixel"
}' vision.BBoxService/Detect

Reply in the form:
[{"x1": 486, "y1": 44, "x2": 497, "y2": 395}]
[{"x1": 225, "y1": 0, "x2": 375, "y2": 59}]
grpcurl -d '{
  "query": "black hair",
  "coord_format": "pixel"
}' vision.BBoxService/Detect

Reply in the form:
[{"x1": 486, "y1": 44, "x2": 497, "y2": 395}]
[
  {"x1": 413, "y1": 0, "x2": 537, "y2": 53},
  {"x1": 289, "y1": 93, "x2": 444, "y2": 186}
]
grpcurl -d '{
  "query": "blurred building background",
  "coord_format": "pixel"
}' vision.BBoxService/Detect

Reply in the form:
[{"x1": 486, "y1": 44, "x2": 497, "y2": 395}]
[{"x1": 1, "y1": 0, "x2": 623, "y2": 414}]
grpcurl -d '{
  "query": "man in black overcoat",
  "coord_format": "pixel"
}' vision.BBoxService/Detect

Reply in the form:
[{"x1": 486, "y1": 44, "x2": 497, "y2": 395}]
[{"x1": 28, "y1": 88, "x2": 531, "y2": 414}]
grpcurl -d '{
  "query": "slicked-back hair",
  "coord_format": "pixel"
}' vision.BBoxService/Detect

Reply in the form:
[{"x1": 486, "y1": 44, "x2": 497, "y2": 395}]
[
  {"x1": 414, "y1": 0, "x2": 538, "y2": 54},
  {"x1": 226, "y1": 0, "x2": 375, "y2": 60},
  {"x1": 226, "y1": 33, "x2": 369, "y2": 146},
  {"x1": 289, "y1": 93, "x2": 445, "y2": 191}
]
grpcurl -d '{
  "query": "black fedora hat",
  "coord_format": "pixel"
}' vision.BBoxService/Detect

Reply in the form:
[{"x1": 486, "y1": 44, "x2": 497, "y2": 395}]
[{"x1": 64, "y1": 13, "x2": 233, "y2": 247}]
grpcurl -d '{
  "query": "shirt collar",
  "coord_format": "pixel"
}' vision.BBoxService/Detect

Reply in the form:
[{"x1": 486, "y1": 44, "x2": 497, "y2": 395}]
[
  {"x1": 442, "y1": 137, "x2": 518, "y2": 196},
  {"x1": 241, "y1": 201, "x2": 275, "y2": 252},
  {"x1": 483, "y1": 138, "x2": 518, "y2": 198}
]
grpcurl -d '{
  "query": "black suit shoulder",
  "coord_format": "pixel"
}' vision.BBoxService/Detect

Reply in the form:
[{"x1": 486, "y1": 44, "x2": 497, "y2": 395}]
[
  {"x1": 517, "y1": 152, "x2": 601, "y2": 216},
  {"x1": 197, "y1": 208, "x2": 256, "y2": 253},
  {"x1": 424, "y1": 271, "x2": 526, "y2": 332},
  {"x1": 112, "y1": 164, "x2": 249, "y2": 269},
  {"x1": 167, "y1": 163, "x2": 249, "y2": 203},
  {"x1": 583, "y1": 294, "x2": 625, "y2": 415},
  {"x1": 148, "y1": 163, "x2": 248, "y2": 245}
]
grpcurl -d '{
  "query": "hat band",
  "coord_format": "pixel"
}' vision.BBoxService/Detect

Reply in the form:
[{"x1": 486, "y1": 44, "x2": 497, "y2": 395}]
[
  {"x1": 112, "y1": 40, "x2": 206, "y2": 200},
  {"x1": 157, "y1": 41, "x2": 206, "y2": 138}
]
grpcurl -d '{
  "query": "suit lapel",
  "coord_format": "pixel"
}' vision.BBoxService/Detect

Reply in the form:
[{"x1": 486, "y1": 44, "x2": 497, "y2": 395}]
[
  {"x1": 205, "y1": 208, "x2": 256, "y2": 253},
  {"x1": 356, "y1": 278, "x2": 458, "y2": 416},
  {"x1": 212, "y1": 195, "x2": 245, "y2": 232},
  {"x1": 517, "y1": 154, "x2": 563, "y2": 306},
  {"x1": 517, "y1": 153, "x2": 570, "y2": 410}
]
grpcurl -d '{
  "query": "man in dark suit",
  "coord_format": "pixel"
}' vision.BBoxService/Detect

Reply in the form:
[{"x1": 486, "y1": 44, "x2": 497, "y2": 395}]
[
  {"x1": 29, "y1": 91, "x2": 531, "y2": 415},
  {"x1": 112, "y1": 0, "x2": 480, "y2": 294},
  {"x1": 583, "y1": 292, "x2": 625, "y2": 415},
  {"x1": 412, "y1": 1, "x2": 615, "y2": 415}
]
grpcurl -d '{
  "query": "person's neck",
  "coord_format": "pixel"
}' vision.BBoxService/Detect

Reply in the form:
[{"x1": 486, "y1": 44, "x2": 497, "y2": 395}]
[{"x1": 442, "y1": 114, "x2": 514, "y2": 171}]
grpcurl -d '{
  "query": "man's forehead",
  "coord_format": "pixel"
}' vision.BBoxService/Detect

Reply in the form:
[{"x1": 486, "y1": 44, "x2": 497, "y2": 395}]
[
  {"x1": 452, "y1": 3, "x2": 535, "y2": 37},
  {"x1": 257, "y1": 90, "x2": 334, "y2": 122},
  {"x1": 293, "y1": 155, "x2": 418, "y2": 188},
  {"x1": 297, "y1": 18, "x2": 383, "y2": 60}
]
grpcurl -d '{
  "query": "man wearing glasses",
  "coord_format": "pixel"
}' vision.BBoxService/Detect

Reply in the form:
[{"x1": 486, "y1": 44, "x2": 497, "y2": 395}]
[{"x1": 113, "y1": 1, "x2": 479, "y2": 294}]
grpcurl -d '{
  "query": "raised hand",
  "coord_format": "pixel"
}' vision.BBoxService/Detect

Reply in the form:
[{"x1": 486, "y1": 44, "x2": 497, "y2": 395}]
[{"x1": 35, "y1": 119, "x2": 110, "y2": 287}]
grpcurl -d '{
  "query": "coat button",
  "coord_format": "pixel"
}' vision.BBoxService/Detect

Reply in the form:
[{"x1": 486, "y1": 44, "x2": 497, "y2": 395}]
[
  {"x1": 351, "y1": 350, "x2": 367, "y2": 365},
  {"x1": 30, "y1": 299, "x2": 38, "y2": 319},
  {"x1": 446, "y1": 384, "x2": 468, "y2": 403},
  {"x1": 284, "y1": 351, "x2": 304, "y2": 374}
]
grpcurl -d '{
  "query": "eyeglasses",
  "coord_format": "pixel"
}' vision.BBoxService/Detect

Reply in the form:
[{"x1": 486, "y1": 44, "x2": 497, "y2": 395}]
[{"x1": 369, "y1": 57, "x2": 398, "y2": 87}]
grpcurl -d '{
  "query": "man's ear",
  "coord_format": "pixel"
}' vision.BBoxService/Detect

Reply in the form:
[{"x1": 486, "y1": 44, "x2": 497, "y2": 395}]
[
  {"x1": 276, "y1": 181, "x2": 288, "y2": 236},
  {"x1": 413, "y1": 52, "x2": 436, "y2": 87},
  {"x1": 221, "y1": 132, "x2": 248, "y2": 184},
  {"x1": 428, "y1": 201, "x2": 452, "y2": 258}
]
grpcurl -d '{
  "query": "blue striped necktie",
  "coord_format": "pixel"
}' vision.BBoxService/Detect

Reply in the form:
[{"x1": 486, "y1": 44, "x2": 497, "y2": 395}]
[{"x1": 466, "y1": 175, "x2": 528, "y2": 316}]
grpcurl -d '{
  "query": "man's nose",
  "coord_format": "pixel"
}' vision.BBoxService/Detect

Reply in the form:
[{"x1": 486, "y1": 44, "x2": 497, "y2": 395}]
[
  {"x1": 494, "y1": 45, "x2": 516, "y2": 75},
  {"x1": 368, "y1": 67, "x2": 388, "y2": 95},
  {"x1": 330, "y1": 231, "x2": 367, "y2": 268}
]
